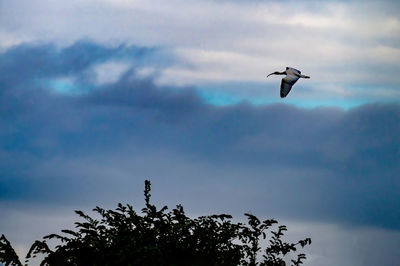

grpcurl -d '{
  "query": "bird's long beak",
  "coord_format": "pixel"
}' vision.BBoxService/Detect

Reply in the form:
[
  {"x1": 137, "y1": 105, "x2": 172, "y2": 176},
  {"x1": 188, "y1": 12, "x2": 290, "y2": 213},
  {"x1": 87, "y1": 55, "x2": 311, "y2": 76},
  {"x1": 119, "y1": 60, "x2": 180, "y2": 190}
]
[{"x1": 267, "y1": 71, "x2": 285, "y2": 78}]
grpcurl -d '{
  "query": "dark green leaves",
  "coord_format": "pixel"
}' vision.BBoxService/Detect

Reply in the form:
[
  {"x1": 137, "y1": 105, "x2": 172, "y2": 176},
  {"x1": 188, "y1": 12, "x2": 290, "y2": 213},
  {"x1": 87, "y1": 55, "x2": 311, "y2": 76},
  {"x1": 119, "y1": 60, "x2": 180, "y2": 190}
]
[
  {"x1": 1, "y1": 180, "x2": 311, "y2": 266},
  {"x1": 0, "y1": 234, "x2": 23, "y2": 266}
]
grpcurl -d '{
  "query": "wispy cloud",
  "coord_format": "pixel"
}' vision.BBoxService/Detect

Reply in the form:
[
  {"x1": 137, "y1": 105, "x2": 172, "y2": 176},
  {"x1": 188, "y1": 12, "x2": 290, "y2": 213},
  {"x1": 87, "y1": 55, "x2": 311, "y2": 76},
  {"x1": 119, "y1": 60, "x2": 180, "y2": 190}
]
[{"x1": 1, "y1": 0, "x2": 399, "y2": 105}]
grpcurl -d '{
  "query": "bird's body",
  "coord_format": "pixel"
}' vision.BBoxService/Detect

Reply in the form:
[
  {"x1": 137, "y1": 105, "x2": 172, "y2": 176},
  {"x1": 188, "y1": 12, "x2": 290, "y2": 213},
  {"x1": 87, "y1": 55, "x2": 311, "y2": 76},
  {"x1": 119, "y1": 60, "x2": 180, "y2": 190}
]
[{"x1": 267, "y1": 67, "x2": 310, "y2": 98}]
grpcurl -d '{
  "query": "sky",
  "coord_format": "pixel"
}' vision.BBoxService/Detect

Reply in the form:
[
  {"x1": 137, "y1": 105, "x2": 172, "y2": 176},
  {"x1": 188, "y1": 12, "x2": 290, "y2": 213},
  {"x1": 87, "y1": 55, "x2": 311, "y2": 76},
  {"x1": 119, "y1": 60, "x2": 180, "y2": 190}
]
[{"x1": 0, "y1": 0, "x2": 399, "y2": 265}]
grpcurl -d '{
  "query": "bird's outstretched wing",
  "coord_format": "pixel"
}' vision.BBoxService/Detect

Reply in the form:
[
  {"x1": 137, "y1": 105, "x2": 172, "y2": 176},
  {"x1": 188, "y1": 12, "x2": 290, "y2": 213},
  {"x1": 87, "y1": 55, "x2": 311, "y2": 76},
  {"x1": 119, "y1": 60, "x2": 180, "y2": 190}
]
[
  {"x1": 280, "y1": 75, "x2": 299, "y2": 98},
  {"x1": 286, "y1": 67, "x2": 301, "y2": 74},
  {"x1": 280, "y1": 80, "x2": 293, "y2": 98}
]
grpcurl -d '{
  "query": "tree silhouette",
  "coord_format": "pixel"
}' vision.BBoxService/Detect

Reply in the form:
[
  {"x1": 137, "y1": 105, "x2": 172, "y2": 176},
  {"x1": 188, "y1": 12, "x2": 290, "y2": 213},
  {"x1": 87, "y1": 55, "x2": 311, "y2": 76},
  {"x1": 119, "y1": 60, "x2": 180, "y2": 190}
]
[
  {"x1": 1, "y1": 180, "x2": 311, "y2": 266},
  {"x1": 0, "y1": 235, "x2": 23, "y2": 266}
]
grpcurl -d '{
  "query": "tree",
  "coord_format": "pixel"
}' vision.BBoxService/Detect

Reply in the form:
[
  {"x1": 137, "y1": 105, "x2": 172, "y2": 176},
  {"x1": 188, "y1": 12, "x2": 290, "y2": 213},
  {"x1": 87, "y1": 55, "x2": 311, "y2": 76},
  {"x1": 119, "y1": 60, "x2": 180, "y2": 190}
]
[
  {"x1": 0, "y1": 234, "x2": 23, "y2": 266},
  {"x1": 1, "y1": 180, "x2": 311, "y2": 266}
]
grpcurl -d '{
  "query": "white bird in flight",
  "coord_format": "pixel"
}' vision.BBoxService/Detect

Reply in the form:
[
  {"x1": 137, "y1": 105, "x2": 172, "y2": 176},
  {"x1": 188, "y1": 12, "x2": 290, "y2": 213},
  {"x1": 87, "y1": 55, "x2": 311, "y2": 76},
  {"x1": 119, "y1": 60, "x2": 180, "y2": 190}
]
[{"x1": 267, "y1": 67, "x2": 310, "y2": 98}]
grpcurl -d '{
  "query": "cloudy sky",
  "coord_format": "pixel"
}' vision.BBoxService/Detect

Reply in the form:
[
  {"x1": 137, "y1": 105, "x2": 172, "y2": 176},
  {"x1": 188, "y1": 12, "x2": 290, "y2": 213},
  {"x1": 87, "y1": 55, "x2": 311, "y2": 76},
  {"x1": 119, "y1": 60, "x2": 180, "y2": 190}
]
[{"x1": 0, "y1": 0, "x2": 399, "y2": 265}]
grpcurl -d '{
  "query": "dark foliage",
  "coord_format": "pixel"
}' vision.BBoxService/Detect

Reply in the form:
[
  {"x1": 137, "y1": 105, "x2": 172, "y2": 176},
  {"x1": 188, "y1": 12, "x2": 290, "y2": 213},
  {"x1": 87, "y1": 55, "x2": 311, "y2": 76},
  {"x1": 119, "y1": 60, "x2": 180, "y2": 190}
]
[
  {"x1": 1, "y1": 180, "x2": 311, "y2": 266},
  {"x1": 0, "y1": 235, "x2": 23, "y2": 266}
]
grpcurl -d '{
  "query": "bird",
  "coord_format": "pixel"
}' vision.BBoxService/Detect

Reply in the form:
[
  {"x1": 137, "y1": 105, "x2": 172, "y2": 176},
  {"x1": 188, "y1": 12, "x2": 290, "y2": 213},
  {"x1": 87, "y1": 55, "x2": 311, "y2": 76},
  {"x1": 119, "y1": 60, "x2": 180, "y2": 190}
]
[{"x1": 266, "y1": 67, "x2": 310, "y2": 98}]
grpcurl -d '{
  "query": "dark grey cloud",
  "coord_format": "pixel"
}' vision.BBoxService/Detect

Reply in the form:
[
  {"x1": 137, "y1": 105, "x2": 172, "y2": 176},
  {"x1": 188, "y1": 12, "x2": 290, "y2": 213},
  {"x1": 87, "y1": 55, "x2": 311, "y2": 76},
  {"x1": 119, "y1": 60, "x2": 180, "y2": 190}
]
[{"x1": 0, "y1": 42, "x2": 399, "y2": 232}]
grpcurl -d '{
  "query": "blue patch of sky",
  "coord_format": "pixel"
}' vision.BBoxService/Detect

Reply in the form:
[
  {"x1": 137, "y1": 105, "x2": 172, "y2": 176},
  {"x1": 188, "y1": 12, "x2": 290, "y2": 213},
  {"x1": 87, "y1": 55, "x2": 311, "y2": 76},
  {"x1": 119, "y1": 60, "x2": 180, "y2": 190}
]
[
  {"x1": 196, "y1": 88, "x2": 371, "y2": 109},
  {"x1": 195, "y1": 80, "x2": 400, "y2": 109},
  {"x1": 48, "y1": 79, "x2": 76, "y2": 94},
  {"x1": 41, "y1": 78, "x2": 90, "y2": 95}
]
